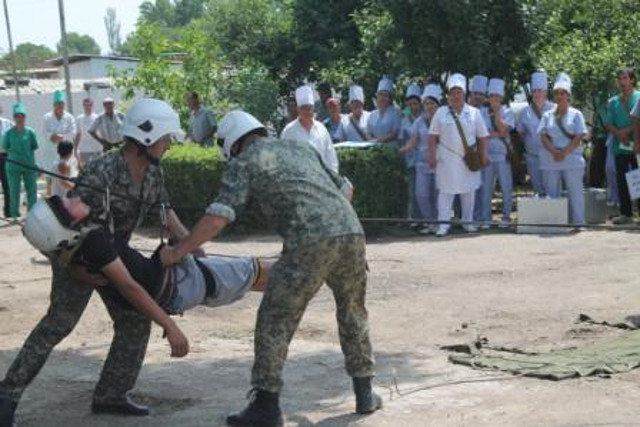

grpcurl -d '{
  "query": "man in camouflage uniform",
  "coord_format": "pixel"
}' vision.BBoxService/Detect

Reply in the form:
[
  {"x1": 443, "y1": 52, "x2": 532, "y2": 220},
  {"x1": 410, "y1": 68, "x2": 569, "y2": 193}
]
[
  {"x1": 160, "y1": 111, "x2": 382, "y2": 426},
  {"x1": 0, "y1": 99, "x2": 190, "y2": 426}
]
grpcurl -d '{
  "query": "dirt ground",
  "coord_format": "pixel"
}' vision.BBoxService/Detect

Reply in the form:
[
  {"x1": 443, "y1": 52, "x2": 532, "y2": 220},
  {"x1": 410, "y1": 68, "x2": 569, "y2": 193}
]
[{"x1": 2, "y1": 220, "x2": 640, "y2": 427}]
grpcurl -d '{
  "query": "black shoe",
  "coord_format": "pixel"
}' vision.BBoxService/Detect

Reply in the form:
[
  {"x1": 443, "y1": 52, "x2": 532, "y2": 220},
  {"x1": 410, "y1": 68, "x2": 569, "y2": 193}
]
[
  {"x1": 91, "y1": 396, "x2": 149, "y2": 416},
  {"x1": 0, "y1": 398, "x2": 17, "y2": 427},
  {"x1": 226, "y1": 388, "x2": 283, "y2": 427},
  {"x1": 353, "y1": 377, "x2": 382, "y2": 415}
]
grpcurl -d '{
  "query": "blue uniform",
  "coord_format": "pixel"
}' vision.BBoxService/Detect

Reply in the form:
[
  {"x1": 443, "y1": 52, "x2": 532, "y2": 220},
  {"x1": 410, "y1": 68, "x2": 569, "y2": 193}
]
[
  {"x1": 516, "y1": 101, "x2": 556, "y2": 195},
  {"x1": 338, "y1": 112, "x2": 370, "y2": 142},
  {"x1": 480, "y1": 106, "x2": 515, "y2": 222},
  {"x1": 410, "y1": 116, "x2": 438, "y2": 221},
  {"x1": 537, "y1": 106, "x2": 587, "y2": 224},
  {"x1": 366, "y1": 106, "x2": 402, "y2": 141}
]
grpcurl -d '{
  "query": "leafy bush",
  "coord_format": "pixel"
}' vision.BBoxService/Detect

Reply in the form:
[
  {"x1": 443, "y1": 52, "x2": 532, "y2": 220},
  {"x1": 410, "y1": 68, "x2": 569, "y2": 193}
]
[
  {"x1": 162, "y1": 143, "x2": 408, "y2": 227},
  {"x1": 337, "y1": 146, "x2": 408, "y2": 219},
  {"x1": 162, "y1": 143, "x2": 224, "y2": 224}
]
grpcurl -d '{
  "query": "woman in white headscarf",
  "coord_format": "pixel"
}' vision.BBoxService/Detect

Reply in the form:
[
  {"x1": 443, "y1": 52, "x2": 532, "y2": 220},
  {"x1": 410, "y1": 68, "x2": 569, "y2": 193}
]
[
  {"x1": 400, "y1": 84, "x2": 441, "y2": 233},
  {"x1": 537, "y1": 73, "x2": 587, "y2": 225}
]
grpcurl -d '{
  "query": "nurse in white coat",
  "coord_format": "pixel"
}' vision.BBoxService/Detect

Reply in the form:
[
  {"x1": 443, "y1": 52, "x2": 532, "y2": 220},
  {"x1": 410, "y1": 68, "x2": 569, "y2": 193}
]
[
  {"x1": 480, "y1": 78, "x2": 515, "y2": 227},
  {"x1": 537, "y1": 73, "x2": 587, "y2": 225},
  {"x1": 516, "y1": 71, "x2": 555, "y2": 195},
  {"x1": 282, "y1": 85, "x2": 339, "y2": 172},
  {"x1": 428, "y1": 74, "x2": 489, "y2": 236},
  {"x1": 367, "y1": 77, "x2": 403, "y2": 143}
]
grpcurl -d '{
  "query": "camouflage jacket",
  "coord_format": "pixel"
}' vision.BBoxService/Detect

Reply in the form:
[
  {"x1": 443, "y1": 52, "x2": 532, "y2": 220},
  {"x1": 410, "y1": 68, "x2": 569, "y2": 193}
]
[
  {"x1": 207, "y1": 137, "x2": 363, "y2": 250},
  {"x1": 73, "y1": 150, "x2": 169, "y2": 242}
]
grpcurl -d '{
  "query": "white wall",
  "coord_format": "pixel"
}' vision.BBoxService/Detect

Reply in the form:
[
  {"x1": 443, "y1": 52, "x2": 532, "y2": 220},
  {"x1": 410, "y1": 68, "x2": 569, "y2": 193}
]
[{"x1": 58, "y1": 58, "x2": 139, "y2": 80}]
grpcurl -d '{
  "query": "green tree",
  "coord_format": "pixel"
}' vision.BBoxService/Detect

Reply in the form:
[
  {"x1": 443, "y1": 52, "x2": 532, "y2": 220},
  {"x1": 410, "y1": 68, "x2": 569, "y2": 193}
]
[
  {"x1": 104, "y1": 8, "x2": 122, "y2": 55},
  {"x1": 532, "y1": 0, "x2": 640, "y2": 108},
  {"x1": 1, "y1": 43, "x2": 55, "y2": 70},
  {"x1": 57, "y1": 32, "x2": 101, "y2": 55},
  {"x1": 114, "y1": 24, "x2": 280, "y2": 127},
  {"x1": 322, "y1": 0, "x2": 535, "y2": 102},
  {"x1": 138, "y1": 0, "x2": 205, "y2": 27}
]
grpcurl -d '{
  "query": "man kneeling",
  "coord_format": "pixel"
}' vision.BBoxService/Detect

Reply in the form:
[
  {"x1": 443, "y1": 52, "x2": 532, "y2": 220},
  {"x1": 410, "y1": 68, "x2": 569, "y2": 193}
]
[{"x1": 22, "y1": 195, "x2": 272, "y2": 357}]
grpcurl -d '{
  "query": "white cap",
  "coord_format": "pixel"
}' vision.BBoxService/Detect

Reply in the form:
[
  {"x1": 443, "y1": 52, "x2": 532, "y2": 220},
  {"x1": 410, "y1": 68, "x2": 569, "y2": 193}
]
[
  {"x1": 102, "y1": 96, "x2": 115, "y2": 103},
  {"x1": 470, "y1": 75, "x2": 488, "y2": 93},
  {"x1": 487, "y1": 78, "x2": 505, "y2": 97},
  {"x1": 377, "y1": 77, "x2": 394, "y2": 93},
  {"x1": 421, "y1": 84, "x2": 442, "y2": 103},
  {"x1": 22, "y1": 197, "x2": 82, "y2": 253},
  {"x1": 349, "y1": 85, "x2": 365, "y2": 103},
  {"x1": 405, "y1": 82, "x2": 422, "y2": 100},
  {"x1": 531, "y1": 71, "x2": 548, "y2": 91},
  {"x1": 217, "y1": 110, "x2": 266, "y2": 161},
  {"x1": 295, "y1": 85, "x2": 314, "y2": 107},
  {"x1": 447, "y1": 73, "x2": 467, "y2": 92},
  {"x1": 121, "y1": 98, "x2": 184, "y2": 146},
  {"x1": 553, "y1": 72, "x2": 572, "y2": 95}
]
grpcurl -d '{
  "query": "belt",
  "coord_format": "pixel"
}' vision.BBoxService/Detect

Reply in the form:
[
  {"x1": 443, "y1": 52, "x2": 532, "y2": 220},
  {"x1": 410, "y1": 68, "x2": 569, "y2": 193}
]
[{"x1": 194, "y1": 258, "x2": 217, "y2": 297}]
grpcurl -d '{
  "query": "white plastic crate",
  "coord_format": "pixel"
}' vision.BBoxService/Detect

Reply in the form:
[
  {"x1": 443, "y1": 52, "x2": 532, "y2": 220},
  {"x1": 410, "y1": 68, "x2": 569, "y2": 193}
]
[{"x1": 517, "y1": 197, "x2": 569, "y2": 234}]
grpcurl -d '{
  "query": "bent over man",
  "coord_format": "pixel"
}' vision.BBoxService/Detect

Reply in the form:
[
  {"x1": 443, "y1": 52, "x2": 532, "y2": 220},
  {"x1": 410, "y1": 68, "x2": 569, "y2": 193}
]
[
  {"x1": 0, "y1": 99, "x2": 190, "y2": 426},
  {"x1": 160, "y1": 111, "x2": 381, "y2": 426}
]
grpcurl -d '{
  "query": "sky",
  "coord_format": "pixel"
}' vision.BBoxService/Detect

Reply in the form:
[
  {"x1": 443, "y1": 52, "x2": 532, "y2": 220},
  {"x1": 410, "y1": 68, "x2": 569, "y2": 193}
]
[{"x1": 0, "y1": 0, "x2": 146, "y2": 56}]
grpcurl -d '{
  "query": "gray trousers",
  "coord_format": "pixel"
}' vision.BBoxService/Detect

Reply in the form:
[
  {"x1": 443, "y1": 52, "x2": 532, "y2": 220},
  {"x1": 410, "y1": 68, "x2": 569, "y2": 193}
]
[
  {"x1": 251, "y1": 235, "x2": 374, "y2": 392},
  {"x1": 0, "y1": 255, "x2": 151, "y2": 404}
]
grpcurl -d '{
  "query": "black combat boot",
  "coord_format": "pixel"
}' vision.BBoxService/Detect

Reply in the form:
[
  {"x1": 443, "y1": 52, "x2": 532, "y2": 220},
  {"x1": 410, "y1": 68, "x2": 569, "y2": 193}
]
[
  {"x1": 0, "y1": 397, "x2": 17, "y2": 427},
  {"x1": 226, "y1": 388, "x2": 283, "y2": 427},
  {"x1": 352, "y1": 377, "x2": 383, "y2": 415}
]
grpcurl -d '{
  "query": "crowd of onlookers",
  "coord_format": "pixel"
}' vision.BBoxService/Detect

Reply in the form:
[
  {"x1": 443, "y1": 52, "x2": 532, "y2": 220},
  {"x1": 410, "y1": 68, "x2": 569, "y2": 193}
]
[
  {"x1": 0, "y1": 90, "x2": 217, "y2": 221},
  {"x1": 2, "y1": 68, "x2": 640, "y2": 235},
  {"x1": 275, "y1": 69, "x2": 640, "y2": 236}
]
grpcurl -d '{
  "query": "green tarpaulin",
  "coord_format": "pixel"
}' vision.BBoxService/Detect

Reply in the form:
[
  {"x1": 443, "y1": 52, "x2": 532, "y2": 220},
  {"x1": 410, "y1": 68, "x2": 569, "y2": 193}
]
[{"x1": 445, "y1": 314, "x2": 640, "y2": 380}]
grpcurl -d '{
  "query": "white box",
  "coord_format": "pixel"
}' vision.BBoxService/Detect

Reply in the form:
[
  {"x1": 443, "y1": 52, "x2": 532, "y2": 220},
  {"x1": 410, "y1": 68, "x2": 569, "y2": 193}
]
[{"x1": 517, "y1": 197, "x2": 569, "y2": 234}]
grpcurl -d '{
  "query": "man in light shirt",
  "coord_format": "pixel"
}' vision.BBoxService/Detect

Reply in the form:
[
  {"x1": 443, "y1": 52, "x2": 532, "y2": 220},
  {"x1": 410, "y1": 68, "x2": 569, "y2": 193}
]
[
  {"x1": 282, "y1": 85, "x2": 339, "y2": 172},
  {"x1": 43, "y1": 91, "x2": 77, "y2": 196},
  {"x1": 89, "y1": 97, "x2": 125, "y2": 151},
  {"x1": 187, "y1": 91, "x2": 217, "y2": 147},
  {"x1": 74, "y1": 98, "x2": 101, "y2": 168},
  {"x1": 0, "y1": 105, "x2": 13, "y2": 217}
]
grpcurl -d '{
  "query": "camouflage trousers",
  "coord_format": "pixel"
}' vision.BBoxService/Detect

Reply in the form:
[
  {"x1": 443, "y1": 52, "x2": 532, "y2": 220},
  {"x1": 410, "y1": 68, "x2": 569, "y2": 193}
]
[
  {"x1": 251, "y1": 235, "x2": 374, "y2": 393},
  {"x1": 0, "y1": 255, "x2": 151, "y2": 404}
]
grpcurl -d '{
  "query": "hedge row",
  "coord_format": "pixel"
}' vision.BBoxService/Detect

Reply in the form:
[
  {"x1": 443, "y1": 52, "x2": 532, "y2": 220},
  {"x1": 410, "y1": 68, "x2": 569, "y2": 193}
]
[{"x1": 162, "y1": 143, "x2": 408, "y2": 227}]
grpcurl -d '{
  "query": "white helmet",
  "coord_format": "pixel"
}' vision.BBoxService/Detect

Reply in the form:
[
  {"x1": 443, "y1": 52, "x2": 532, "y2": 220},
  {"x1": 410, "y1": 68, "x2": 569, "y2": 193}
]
[
  {"x1": 218, "y1": 110, "x2": 266, "y2": 160},
  {"x1": 121, "y1": 98, "x2": 184, "y2": 146},
  {"x1": 22, "y1": 197, "x2": 82, "y2": 253}
]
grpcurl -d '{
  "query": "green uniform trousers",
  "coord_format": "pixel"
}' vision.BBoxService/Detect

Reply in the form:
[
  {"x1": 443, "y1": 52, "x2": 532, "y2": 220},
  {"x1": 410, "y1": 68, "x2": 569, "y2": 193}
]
[
  {"x1": 0, "y1": 254, "x2": 151, "y2": 404},
  {"x1": 252, "y1": 235, "x2": 375, "y2": 392},
  {"x1": 5, "y1": 163, "x2": 37, "y2": 218}
]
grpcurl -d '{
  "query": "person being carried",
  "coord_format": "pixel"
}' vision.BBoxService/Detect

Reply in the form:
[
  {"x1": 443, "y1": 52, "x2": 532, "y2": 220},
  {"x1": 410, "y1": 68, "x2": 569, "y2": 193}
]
[{"x1": 22, "y1": 194, "x2": 273, "y2": 347}]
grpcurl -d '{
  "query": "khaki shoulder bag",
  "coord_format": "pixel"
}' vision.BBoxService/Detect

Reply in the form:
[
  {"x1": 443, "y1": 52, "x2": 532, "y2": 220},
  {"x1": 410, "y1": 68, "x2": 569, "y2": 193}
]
[{"x1": 449, "y1": 106, "x2": 482, "y2": 172}]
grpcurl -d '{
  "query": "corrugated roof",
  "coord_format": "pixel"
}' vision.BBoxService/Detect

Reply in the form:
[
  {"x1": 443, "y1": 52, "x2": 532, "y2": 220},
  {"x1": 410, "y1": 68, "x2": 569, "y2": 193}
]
[
  {"x1": 0, "y1": 78, "x2": 113, "y2": 96},
  {"x1": 46, "y1": 54, "x2": 139, "y2": 66}
]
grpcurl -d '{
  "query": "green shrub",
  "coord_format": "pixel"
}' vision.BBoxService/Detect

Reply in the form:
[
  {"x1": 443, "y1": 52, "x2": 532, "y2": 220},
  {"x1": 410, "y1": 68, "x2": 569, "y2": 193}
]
[
  {"x1": 162, "y1": 143, "x2": 224, "y2": 224},
  {"x1": 337, "y1": 146, "x2": 408, "y2": 219},
  {"x1": 162, "y1": 143, "x2": 408, "y2": 227}
]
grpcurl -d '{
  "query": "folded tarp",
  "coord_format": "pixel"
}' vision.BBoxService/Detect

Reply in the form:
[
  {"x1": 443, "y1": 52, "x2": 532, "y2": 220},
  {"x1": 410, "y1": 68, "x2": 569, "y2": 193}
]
[{"x1": 445, "y1": 314, "x2": 640, "y2": 380}]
